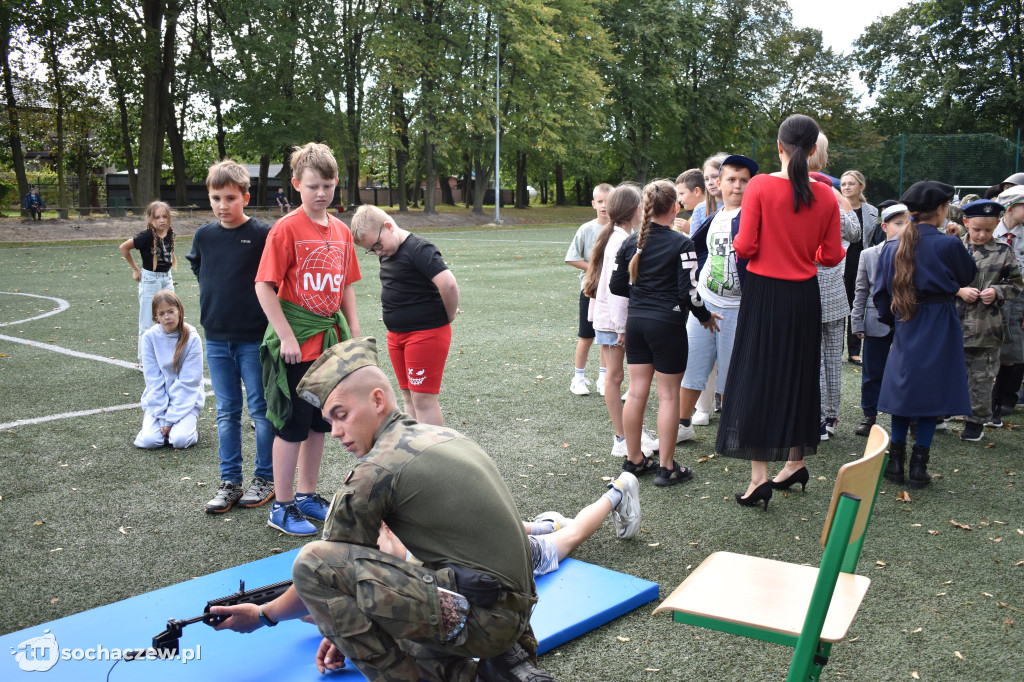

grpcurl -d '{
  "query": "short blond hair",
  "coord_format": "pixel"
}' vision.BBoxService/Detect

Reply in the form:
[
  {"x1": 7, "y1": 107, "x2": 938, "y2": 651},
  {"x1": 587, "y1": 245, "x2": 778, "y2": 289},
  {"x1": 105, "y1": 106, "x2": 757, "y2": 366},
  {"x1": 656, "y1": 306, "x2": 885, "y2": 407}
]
[
  {"x1": 291, "y1": 142, "x2": 338, "y2": 182},
  {"x1": 350, "y1": 205, "x2": 394, "y2": 242},
  {"x1": 206, "y1": 159, "x2": 250, "y2": 192},
  {"x1": 593, "y1": 183, "x2": 614, "y2": 198},
  {"x1": 807, "y1": 132, "x2": 829, "y2": 172}
]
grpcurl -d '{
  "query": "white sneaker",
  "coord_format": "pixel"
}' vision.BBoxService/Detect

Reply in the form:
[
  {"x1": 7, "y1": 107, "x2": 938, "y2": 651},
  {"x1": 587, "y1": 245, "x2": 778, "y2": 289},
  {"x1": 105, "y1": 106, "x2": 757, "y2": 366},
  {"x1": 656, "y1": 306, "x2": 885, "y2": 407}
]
[
  {"x1": 596, "y1": 374, "x2": 606, "y2": 396},
  {"x1": 691, "y1": 410, "x2": 710, "y2": 426},
  {"x1": 610, "y1": 471, "x2": 641, "y2": 539},
  {"x1": 610, "y1": 436, "x2": 628, "y2": 458},
  {"x1": 532, "y1": 511, "x2": 572, "y2": 533},
  {"x1": 676, "y1": 422, "x2": 696, "y2": 443},
  {"x1": 570, "y1": 375, "x2": 591, "y2": 396},
  {"x1": 641, "y1": 425, "x2": 659, "y2": 453}
]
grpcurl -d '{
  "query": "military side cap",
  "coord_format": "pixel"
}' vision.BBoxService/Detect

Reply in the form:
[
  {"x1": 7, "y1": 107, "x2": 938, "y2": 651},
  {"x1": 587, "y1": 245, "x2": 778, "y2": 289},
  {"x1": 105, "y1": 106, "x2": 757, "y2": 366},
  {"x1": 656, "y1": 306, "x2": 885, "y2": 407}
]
[
  {"x1": 900, "y1": 180, "x2": 955, "y2": 212},
  {"x1": 961, "y1": 199, "x2": 1003, "y2": 218},
  {"x1": 997, "y1": 185, "x2": 1024, "y2": 209},
  {"x1": 297, "y1": 337, "x2": 379, "y2": 409}
]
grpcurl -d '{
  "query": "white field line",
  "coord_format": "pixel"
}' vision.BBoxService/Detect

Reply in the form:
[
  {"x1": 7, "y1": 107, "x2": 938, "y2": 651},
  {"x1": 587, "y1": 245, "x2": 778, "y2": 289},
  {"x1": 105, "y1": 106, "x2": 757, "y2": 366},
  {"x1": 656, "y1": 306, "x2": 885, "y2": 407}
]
[
  {"x1": 0, "y1": 291, "x2": 70, "y2": 326},
  {"x1": 0, "y1": 390, "x2": 215, "y2": 431},
  {"x1": 0, "y1": 291, "x2": 210, "y2": 431}
]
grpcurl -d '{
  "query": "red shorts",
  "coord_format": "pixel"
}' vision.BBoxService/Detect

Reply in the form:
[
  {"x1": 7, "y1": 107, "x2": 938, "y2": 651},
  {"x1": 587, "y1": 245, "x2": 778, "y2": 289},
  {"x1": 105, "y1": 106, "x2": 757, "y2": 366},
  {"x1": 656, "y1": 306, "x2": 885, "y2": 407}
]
[{"x1": 387, "y1": 325, "x2": 452, "y2": 394}]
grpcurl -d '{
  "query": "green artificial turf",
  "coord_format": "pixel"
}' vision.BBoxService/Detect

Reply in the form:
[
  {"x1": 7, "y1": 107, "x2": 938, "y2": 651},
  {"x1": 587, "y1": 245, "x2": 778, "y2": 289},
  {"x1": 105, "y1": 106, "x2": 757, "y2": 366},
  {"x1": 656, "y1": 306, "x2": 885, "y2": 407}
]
[{"x1": 0, "y1": 227, "x2": 1021, "y2": 680}]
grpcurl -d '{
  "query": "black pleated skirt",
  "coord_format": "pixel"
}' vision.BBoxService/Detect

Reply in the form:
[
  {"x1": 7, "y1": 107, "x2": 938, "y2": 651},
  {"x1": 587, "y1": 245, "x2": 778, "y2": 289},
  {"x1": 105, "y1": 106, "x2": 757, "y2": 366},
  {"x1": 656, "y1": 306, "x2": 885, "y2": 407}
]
[{"x1": 716, "y1": 272, "x2": 821, "y2": 462}]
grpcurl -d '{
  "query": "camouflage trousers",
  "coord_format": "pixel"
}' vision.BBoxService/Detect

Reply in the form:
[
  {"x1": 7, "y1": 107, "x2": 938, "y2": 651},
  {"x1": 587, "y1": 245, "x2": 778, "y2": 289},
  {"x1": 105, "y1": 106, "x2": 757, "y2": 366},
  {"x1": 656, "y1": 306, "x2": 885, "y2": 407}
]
[
  {"x1": 964, "y1": 346, "x2": 999, "y2": 424},
  {"x1": 291, "y1": 540, "x2": 537, "y2": 682}
]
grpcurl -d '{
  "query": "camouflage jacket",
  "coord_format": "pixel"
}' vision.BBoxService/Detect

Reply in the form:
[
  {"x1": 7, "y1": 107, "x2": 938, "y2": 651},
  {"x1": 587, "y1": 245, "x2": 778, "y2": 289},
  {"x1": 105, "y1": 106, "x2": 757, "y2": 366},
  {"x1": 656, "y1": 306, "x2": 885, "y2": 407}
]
[{"x1": 957, "y1": 236, "x2": 1023, "y2": 347}]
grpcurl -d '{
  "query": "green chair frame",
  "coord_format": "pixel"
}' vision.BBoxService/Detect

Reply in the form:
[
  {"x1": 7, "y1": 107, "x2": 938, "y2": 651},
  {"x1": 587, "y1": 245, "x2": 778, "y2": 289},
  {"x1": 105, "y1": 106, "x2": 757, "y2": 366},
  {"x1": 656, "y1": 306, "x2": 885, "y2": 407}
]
[{"x1": 653, "y1": 425, "x2": 890, "y2": 681}]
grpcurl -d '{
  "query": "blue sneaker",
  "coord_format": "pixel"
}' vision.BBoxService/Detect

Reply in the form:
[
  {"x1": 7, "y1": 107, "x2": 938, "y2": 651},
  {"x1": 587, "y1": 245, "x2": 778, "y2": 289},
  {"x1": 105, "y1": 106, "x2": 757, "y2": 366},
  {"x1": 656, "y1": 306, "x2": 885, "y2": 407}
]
[
  {"x1": 295, "y1": 493, "x2": 331, "y2": 521},
  {"x1": 267, "y1": 502, "x2": 316, "y2": 536}
]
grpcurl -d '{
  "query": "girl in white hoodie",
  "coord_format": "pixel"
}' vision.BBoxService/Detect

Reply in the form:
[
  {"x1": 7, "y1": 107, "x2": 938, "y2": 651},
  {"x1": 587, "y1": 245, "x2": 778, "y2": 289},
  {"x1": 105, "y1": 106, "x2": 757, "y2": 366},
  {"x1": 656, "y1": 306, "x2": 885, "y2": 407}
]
[
  {"x1": 134, "y1": 290, "x2": 205, "y2": 449},
  {"x1": 585, "y1": 183, "x2": 655, "y2": 459}
]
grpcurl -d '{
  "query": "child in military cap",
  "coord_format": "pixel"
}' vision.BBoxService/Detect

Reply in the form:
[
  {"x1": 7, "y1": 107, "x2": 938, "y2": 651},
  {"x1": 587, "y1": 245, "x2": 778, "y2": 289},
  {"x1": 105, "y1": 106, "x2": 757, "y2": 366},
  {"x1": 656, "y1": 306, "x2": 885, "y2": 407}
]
[
  {"x1": 991, "y1": 185, "x2": 1024, "y2": 418},
  {"x1": 956, "y1": 200, "x2": 1023, "y2": 440}
]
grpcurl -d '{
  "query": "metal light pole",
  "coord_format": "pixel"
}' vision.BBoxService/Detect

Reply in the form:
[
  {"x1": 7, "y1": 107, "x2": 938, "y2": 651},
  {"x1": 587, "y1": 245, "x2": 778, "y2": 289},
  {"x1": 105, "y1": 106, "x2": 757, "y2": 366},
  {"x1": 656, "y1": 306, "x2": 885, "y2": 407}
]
[{"x1": 494, "y1": 18, "x2": 501, "y2": 223}]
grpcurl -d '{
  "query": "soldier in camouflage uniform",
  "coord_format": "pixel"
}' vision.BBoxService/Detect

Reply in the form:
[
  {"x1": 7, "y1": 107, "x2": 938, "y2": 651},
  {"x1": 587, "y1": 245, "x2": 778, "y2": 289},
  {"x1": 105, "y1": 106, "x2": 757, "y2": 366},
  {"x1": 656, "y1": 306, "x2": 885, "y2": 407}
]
[
  {"x1": 956, "y1": 200, "x2": 1023, "y2": 441},
  {"x1": 211, "y1": 337, "x2": 552, "y2": 682}
]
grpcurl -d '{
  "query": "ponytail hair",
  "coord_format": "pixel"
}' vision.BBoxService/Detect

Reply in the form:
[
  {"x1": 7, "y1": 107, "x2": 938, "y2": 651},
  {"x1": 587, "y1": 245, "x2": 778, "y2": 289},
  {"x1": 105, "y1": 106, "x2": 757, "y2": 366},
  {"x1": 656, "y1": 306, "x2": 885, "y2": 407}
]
[
  {"x1": 585, "y1": 183, "x2": 642, "y2": 298},
  {"x1": 151, "y1": 290, "x2": 190, "y2": 372},
  {"x1": 629, "y1": 180, "x2": 677, "y2": 283},
  {"x1": 891, "y1": 219, "x2": 920, "y2": 322},
  {"x1": 778, "y1": 114, "x2": 819, "y2": 212}
]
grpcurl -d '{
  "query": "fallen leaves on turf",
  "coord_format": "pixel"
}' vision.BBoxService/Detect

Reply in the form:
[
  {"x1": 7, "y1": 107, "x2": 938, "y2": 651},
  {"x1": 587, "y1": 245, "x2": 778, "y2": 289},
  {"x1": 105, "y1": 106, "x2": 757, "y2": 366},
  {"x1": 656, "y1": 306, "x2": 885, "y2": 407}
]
[
  {"x1": 897, "y1": 491, "x2": 912, "y2": 502},
  {"x1": 616, "y1": 636, "x2": 631, "y2": 642},
  {"x1": 954, "y1": 651, "x2": 965, "y2": 661},
  {"x1": 951, "y1": 520, "x2": 972, "y2": 530},
  {"x1": 911, "y1": 671, "x2": 920, "y2": 679}
]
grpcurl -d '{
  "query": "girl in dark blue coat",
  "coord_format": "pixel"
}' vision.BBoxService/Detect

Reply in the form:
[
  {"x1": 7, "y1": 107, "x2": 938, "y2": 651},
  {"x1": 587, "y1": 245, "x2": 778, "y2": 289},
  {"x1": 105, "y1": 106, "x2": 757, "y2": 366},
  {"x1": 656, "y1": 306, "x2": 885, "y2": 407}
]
[{"x1": 873, "y1": 181, "x2": 977, "y2": 488}]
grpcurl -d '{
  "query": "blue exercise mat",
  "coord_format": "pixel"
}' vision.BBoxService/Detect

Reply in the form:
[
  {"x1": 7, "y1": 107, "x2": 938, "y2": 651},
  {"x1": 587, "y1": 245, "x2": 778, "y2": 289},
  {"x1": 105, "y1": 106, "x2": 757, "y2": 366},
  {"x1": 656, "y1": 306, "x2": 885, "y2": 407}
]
[{"x1": 3, "y1": 551, "x2": 658, "y2": 681}]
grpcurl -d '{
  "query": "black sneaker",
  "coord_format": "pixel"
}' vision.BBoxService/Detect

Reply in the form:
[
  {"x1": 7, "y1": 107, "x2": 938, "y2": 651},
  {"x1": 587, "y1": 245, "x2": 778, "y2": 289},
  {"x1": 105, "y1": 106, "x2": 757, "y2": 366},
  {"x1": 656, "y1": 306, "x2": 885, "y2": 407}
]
[
  {"x1": 476, "y1": 642, "x2": 553, "y2": 682},
  {"x1": 855, "y1": 416, "x2": 876, "y2": 437},
  {"x1": 653, "y1": 462, "x2": 693, "y2": 487},
  {"x1": 205, "y1": 481, "x2": 243, "y2": 514},
  {"x1": 984, "y1": 415, "x2": 1004, "y2": 428},
  {"x1": 960, "y1": 422, "x2": 984, "y2": 441}
]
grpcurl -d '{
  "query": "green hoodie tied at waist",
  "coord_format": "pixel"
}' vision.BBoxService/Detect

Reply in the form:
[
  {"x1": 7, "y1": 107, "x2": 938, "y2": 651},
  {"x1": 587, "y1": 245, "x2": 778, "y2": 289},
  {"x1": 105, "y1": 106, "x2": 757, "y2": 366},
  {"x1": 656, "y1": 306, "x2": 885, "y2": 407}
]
[{"x1": 260, "y1": 298, "x2": 351, "y2": 430}]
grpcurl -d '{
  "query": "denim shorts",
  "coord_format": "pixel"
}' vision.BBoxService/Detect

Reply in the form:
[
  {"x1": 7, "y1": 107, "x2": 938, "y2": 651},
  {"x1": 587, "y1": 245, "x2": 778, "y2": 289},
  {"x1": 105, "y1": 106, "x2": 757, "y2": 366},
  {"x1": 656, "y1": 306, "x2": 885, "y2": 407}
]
[{"x1": 594, "y1": 329, "x2": 619, "y2": 346}]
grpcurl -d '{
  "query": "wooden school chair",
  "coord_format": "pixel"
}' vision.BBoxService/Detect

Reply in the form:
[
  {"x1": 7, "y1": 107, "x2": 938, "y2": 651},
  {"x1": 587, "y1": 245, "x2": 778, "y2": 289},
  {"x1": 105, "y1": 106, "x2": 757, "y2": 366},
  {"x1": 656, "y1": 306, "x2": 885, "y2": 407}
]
[{"x1": 653, "y1": 425, "x2": 890, "y2": 681}]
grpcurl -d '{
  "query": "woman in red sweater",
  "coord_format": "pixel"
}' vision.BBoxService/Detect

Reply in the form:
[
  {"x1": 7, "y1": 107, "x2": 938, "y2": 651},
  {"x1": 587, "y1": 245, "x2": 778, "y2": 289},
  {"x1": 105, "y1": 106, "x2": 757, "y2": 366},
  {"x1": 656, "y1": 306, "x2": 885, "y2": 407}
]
[{"x1": 715, "y1": 114, "x2": 844, "y2": 509}]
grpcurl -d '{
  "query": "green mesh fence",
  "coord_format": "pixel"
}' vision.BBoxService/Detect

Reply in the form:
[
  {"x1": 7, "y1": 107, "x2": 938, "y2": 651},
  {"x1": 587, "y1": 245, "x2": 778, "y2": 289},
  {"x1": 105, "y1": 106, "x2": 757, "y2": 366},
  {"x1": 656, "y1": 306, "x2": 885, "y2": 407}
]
[{"x1": 748, "y1": 131, "x2": 1023, "y2": 205}]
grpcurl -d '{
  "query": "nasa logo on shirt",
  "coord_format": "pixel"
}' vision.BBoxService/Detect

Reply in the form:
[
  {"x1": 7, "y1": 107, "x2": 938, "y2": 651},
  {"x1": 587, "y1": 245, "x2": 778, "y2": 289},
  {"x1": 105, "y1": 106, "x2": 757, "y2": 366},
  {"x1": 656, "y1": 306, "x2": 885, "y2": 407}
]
[{"x1": 294, "y1": 240, "x2": 345, "y2": 316}]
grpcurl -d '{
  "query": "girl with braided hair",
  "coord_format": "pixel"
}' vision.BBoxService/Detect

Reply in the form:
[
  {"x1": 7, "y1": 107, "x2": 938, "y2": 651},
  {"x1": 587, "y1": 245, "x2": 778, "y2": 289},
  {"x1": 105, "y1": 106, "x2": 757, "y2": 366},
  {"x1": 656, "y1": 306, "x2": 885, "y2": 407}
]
[
  {"x1": 609, "y1": 180, "x2": 721, "y2": 487},
  {"x1": 120, "y1": 201, "x2": 177, "y2": 363}
]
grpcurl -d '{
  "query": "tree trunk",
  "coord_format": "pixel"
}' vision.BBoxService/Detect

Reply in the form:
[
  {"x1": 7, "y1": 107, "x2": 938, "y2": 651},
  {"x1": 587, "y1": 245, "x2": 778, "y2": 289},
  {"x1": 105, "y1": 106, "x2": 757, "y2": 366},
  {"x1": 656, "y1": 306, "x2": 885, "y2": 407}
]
[
  {"x1": 439, "y1": 169, "x2": 454, "y2": 205},
  {"x1": 1, "y1": 16, "x2": 30, "y2": 216},
  {"x1": 281, "y1": 145, "x2": 294, "y2": 206},
  {"x1": 574, "y1": 178, "x2": 582, "y2": 206},
  {"x1": 258, "y1": 154, "x2": 270, "y2": 209},
  {"x1": 213, "y1": 96, "x2": 227, "y2": 160},
  {"x1": 423, "y1": 132, "x2": 437, "y2": 214},
  {"x1": 44, "y1": 34, "x2": 68, "y2": 219},
  {"x1": 136, "y1": 0, "x2": 177, "y2": 212},
  {"x1": 166, "y1": 113, "x2": 189, "y2": 207},
  {"x1": 77, "y1": 136, "x2": 91, "y2": 216},
  {"x1": 555, "y1": 162, "x2": 567, "y2": 206},
  {"x1": 391, "y1": 85, "x2": 410, "y2": 211},
  {"x1": 514, "y1": 151, "x2": 528, "y2": 208},
  {"x1": 110, "y1": 62, "x2": 138, "y2": 205},
  {"x1": 472, "y1": 151, "x2": 493, "y2": 215}
]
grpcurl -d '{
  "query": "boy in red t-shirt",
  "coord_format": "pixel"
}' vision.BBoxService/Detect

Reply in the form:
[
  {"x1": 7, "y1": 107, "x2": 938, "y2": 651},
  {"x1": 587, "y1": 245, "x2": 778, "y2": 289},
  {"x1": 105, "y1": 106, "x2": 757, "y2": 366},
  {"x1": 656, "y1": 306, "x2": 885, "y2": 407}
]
[{"x1": 255, "y1": 142, "x2": 361, "y2": 536}]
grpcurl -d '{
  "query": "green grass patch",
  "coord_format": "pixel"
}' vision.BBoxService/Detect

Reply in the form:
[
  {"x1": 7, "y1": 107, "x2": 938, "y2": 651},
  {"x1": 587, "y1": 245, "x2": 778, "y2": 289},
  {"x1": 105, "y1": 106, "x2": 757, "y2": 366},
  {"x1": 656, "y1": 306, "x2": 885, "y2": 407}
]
[{"x1": 1, "y1": 228, "x2": 1021, "y2": 680}]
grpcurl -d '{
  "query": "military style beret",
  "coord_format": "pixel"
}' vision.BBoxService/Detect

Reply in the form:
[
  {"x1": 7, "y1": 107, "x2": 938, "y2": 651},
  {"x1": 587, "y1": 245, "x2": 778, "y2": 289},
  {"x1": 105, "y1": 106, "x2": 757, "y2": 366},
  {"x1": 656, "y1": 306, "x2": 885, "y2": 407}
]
[
  {"x1": 296, "y1": 337, "x2": 379, "y2": 409},
  {"x1": 879, "y1": 203, "x2": 909, "y2": 223},
  {"x1": 1000, "y1": 172, "x2": 1024, "y2": 188},
  {"x1": 900, "y1": 181, "x2": 955, "y2": 213},
  {"x1": 997, "y1": 185, "x2": 1024, "y2": 209},
  {"x1": 961, "y1": 199, "x2": 1003, "y2": 218}
]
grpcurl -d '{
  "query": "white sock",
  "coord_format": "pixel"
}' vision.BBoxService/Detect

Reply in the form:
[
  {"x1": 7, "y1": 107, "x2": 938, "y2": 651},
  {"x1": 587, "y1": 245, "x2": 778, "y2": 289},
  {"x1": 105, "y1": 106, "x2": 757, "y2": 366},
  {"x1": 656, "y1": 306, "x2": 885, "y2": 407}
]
[{"x1": 574, "y1": 367, "x2": 585, "y2": 379}]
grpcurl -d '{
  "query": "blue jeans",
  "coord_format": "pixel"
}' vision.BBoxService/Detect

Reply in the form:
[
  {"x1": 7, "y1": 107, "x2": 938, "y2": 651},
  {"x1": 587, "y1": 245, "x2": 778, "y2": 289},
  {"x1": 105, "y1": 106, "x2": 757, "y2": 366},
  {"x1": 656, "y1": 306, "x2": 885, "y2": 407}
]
[
  {"x1": 138, "y1": 270, "x2": 173, "y2": 359},
  {"x1": 206, "y1": 340, "x2": 274, "y2": 484}
]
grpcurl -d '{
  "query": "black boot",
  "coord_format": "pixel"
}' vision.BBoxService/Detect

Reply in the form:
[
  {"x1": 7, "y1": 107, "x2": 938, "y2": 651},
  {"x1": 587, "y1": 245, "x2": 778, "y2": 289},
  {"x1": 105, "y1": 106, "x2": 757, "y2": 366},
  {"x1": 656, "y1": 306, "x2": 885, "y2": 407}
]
[
  {"x1": 884, "y1": 441, "x2": 905, "y2": 484},
  {"x1": 908, "y1": 445, "x2": 931, "y2": 489}
]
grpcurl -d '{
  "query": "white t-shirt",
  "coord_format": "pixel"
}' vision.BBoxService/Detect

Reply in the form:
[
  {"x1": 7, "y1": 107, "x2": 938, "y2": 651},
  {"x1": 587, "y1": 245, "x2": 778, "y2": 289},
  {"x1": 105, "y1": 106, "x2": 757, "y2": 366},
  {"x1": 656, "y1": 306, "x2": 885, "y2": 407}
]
[
  {"x1": 697, "y1": 207, "x2": 742, "y2": 308},
  {"x1": 565, "y1": 219, "x2": 603, "y2": 289}
]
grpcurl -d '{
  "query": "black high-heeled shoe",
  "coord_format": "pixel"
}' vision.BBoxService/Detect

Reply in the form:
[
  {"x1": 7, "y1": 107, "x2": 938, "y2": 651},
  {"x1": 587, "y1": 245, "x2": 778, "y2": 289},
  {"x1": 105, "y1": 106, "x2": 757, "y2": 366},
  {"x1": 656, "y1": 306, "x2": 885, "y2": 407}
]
[
  {"x1": 770, "y1": 467, "x2": 809, "y2": 492},
  {"x1": 735, "y1": 481, "x2": 773, "y2": 511}
]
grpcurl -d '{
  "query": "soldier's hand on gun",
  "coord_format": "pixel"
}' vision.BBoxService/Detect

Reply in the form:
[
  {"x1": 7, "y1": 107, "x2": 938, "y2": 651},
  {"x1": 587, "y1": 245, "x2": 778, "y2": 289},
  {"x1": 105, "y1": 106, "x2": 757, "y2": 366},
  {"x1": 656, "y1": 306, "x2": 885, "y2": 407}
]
[
  {"x1": 208, "y1": 604, "x2": 262, "y2": 633},
  {"x1": 316, "y1": 638, "x2": 347, "y2": 673},
  {"x1": 957, "y1": 287, "x2": 980, "y2": 303},
  {"x1": 701, "y1": 312, "x2": 723, "y2": 333},
  {"x1": 979, "y1": 288, "x2": 997, "y2": 305}
]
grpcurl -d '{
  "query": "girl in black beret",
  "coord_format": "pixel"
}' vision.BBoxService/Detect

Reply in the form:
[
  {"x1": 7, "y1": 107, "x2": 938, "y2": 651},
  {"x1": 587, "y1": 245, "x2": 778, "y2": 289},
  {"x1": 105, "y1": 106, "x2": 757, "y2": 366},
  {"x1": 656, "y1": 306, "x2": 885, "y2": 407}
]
[{"x1": 871, "y1": 181, "x2": 977, "y2": 488}]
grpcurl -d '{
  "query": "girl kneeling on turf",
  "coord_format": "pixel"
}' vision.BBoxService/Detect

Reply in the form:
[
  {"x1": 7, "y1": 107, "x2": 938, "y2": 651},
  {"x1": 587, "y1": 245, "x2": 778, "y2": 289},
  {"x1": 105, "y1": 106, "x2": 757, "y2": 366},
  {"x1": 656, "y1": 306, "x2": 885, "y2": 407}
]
[{"x1": 134, "y1": 290, "x2": 205, "y2": 449}]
